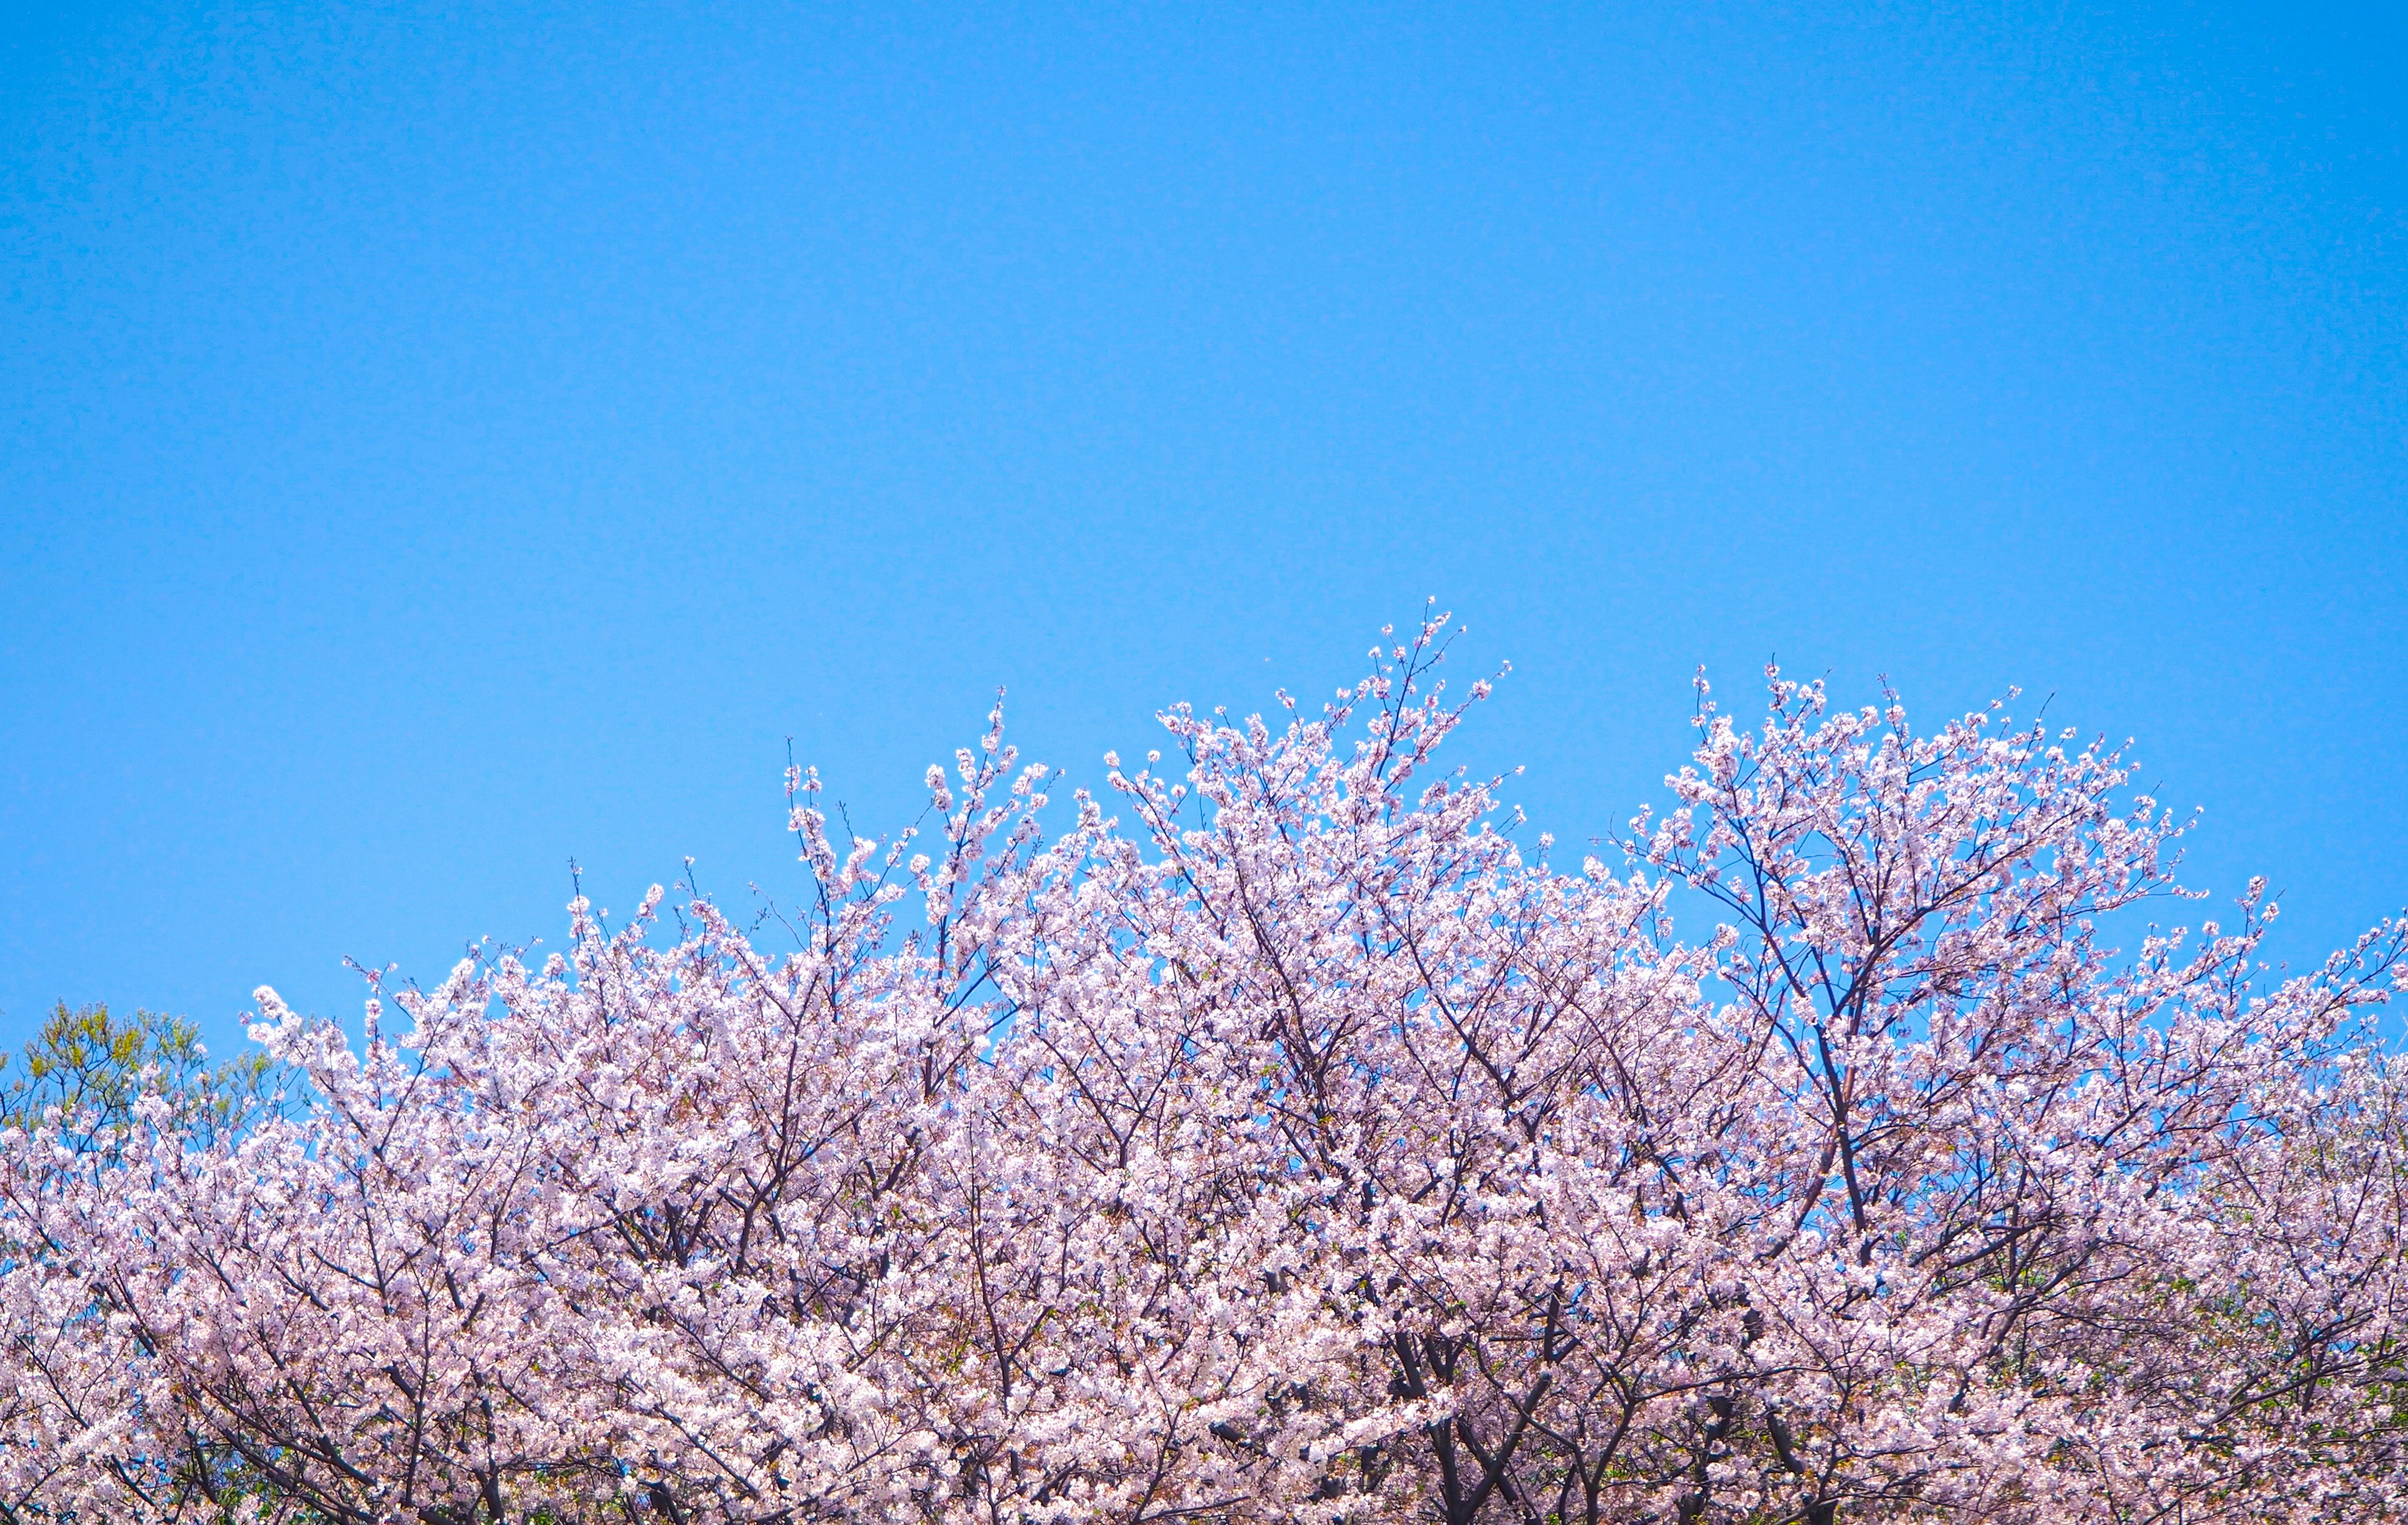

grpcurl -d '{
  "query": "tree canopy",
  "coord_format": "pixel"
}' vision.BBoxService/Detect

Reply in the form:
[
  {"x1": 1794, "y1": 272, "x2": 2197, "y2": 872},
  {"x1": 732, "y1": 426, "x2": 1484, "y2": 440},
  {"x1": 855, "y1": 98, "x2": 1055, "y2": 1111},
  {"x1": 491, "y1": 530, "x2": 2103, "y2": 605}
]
[{"x1": 4, "y1": 625, "x2": 2402, "y2": 1525}]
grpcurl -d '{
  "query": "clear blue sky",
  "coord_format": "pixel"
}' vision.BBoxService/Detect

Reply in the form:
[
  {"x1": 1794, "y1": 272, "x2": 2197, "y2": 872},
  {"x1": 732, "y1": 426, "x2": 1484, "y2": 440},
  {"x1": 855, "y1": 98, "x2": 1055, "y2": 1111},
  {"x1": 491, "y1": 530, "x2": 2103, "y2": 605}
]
[{"x1": 4, "y1": 2, "x2": 2404, "y2": 1053}]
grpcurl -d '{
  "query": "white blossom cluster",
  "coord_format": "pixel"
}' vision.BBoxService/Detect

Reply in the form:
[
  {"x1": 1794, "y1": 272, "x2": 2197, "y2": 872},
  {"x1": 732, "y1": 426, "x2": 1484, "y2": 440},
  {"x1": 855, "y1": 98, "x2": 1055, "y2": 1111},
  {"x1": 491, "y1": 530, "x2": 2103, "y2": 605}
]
[{"x1": 4, "y1": 621, "x2": 2405, "y2": 1525}]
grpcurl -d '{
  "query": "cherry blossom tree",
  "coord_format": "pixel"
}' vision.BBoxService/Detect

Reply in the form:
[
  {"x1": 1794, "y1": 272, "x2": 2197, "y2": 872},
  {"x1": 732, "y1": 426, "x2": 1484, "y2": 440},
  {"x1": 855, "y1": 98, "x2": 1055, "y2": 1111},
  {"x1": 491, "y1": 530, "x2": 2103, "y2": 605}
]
[{"x1": 3, "y1": 620, "x2": 2402, "y2": 1525}]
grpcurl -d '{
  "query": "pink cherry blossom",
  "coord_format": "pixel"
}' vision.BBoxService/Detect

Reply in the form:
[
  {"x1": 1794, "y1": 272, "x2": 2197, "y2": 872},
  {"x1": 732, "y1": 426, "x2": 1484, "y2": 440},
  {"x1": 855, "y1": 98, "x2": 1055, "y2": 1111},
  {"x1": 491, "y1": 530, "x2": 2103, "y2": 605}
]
[{"x1": 4, "y1": 623, "x2": 2402, "y2": 1525}]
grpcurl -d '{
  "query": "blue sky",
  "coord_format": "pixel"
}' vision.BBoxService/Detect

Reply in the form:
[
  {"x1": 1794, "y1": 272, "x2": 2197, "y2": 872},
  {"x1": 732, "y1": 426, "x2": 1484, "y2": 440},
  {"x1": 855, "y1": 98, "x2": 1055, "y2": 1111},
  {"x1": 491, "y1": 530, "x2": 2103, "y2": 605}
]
[{"x1": 4, "y1": 2, "x2": 2403, "y2": 1053}]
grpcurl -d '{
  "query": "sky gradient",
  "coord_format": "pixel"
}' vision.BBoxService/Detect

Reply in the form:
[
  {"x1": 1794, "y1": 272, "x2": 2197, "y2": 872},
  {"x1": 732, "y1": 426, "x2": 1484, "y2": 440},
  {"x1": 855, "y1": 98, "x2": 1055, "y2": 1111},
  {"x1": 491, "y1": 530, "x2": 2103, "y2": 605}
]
[{"x1": 4, "y1": 2, "x2": 2404, "y2": 1053}]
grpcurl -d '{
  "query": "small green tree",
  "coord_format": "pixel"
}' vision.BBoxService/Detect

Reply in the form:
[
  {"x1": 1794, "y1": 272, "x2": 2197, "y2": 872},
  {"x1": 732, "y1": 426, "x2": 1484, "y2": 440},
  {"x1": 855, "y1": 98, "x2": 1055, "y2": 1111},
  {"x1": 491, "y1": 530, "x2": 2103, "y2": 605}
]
[{"x1": 0, "y1": 1000, "x2": 277, "y2": 1151}]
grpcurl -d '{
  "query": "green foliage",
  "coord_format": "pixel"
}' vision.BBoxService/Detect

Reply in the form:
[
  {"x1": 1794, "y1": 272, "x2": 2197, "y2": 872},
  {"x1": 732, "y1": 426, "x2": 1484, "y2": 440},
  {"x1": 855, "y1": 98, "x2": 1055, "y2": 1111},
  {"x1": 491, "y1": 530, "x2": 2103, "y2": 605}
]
[{"x1": 0, "y1": 1001, "x2": 277, "y2": 1149}]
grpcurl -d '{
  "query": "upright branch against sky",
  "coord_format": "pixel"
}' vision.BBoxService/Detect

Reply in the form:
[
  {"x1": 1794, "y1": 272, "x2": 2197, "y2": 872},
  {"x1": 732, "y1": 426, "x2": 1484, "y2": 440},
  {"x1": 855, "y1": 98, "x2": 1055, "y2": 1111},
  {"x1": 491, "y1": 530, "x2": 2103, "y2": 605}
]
[
  {"x1": 1613, "y1": 674, "x2": 2408, "y2": 1524},
  {"x1": 2, "y1": 619, "x2": 2404, "y2": 1525}
]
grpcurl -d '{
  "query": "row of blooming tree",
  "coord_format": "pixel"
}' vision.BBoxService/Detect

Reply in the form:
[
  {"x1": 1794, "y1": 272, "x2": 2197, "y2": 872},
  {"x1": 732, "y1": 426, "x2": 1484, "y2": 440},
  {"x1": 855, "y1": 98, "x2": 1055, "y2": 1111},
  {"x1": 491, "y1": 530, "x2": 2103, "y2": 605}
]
[{"x1": 4, "y1": 620, "x2": 2405, "y2": 1525}]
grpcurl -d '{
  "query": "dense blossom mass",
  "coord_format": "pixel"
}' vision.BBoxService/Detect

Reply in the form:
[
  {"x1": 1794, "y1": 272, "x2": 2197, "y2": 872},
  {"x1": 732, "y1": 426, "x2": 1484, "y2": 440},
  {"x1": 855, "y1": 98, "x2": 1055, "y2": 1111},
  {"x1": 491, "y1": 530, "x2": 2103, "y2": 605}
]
[{"x1": 4, "y1": 621, "x2": 2406, "y2": 1525}]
